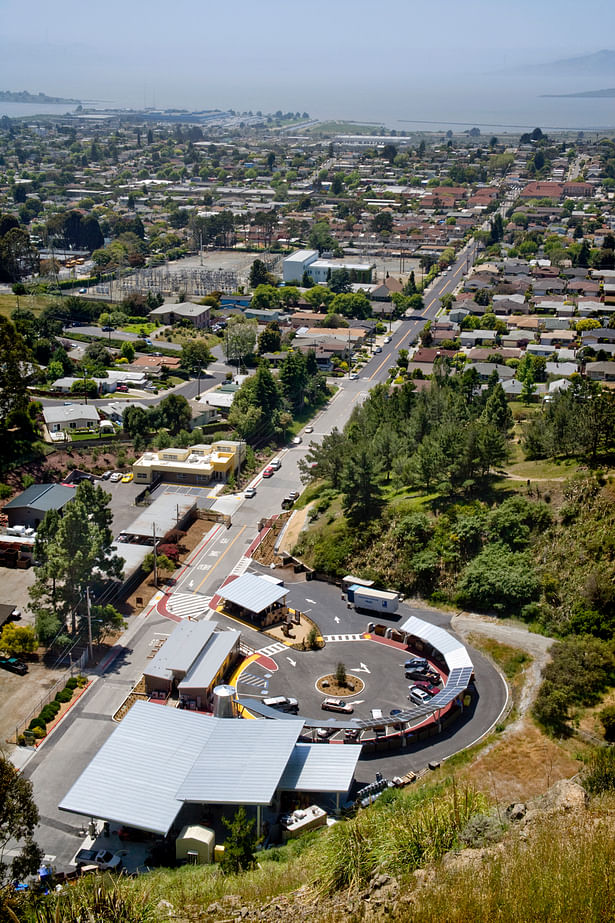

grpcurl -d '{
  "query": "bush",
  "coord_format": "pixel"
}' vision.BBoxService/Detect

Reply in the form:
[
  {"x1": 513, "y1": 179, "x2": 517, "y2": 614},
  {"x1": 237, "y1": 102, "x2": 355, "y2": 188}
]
[
  {"x1": 66, "y1": 677, "x2": 78, "y2": 690},
  {"x1": 29, "y1": 717, "x2": 46, "y2": 731},
  {"x1": 585, "y1": 746, "x2": 615, "y2": 794},
  {"x1": 31, "y1": 726, "x2": 46, "y2": 739},
  {"x1": 55, "y1": 689, "x2": 73, "y2": 704},
  {"x1": 456, "y1": 543, "x2": 540, "y2": 614},
  {"x1": 600, "y1": 706, "x2": 615, "y2": 742}
]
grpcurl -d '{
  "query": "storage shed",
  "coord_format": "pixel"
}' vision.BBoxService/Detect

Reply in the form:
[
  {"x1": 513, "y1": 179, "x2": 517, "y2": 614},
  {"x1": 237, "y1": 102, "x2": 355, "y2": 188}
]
[{"x1": 175, "y1": 824, "x2": 215, "y2": 864}]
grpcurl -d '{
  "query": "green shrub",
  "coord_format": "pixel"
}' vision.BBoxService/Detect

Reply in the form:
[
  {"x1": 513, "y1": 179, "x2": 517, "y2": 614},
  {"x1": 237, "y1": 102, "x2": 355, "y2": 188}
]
[
  {"x1": 600, "y1": 705, "x2": 615, "y2": 742},
  {"x1": 585, "y1": 746, "x2": 615, "y2": 794},
  {"x1": 55, "y1": 689, "x2": 73, "y2": 704},
  {"x1": 32, "y1": 726, "x2": 46, "y2": 739},
  {"x1": 29, "y1": 717, "x2": 46, "y2": 730},
  {"x1": 66, "y1": 677, "x2": 78, "y2": 690}
]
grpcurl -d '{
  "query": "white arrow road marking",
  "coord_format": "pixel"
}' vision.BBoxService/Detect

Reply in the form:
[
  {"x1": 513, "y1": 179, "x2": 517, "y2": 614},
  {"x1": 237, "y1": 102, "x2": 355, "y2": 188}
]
[
  {"x1": 188, "y1": 580, "x2": 194, "y2": 588},
  {"x1": 305, "y1": 598, "x2": 317, "y2": 605},
  {"x1": 352, "y1": 663, "x2": 371, "y2": 674},
  {"x1": 334, "y1": 616, "x2": 340, "y2": 623},
  {"x1": 286, "y1": 657, "x2": 296, "y2": 667},
  {"x1": 349, "y1": 700, "x2": 365, "y2": 705}
]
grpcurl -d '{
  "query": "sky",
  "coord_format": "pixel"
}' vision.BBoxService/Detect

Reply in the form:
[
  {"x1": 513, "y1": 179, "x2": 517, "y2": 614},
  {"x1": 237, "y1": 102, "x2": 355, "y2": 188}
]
[{"x1": 2, "y1": 0, "x2": 615, "y2": 125}]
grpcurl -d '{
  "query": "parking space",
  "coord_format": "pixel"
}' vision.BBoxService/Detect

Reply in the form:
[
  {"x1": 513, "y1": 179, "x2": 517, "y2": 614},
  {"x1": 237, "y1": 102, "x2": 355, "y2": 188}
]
[{"x1": 97, "y1": 478, "x2": 148, "y2": 536}]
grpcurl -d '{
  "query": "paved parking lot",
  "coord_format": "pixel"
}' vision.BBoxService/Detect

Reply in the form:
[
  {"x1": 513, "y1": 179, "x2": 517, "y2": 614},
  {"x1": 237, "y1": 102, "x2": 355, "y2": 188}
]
[{"x1": 97, "y1": 478, "x2": 147, "y2": 536}]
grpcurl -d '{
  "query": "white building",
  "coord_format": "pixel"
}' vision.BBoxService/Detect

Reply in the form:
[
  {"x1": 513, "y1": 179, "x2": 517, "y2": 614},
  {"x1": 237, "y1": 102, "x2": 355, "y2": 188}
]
[{"x1": 282, "y1": 249, "x2": 374, "y2": 285}]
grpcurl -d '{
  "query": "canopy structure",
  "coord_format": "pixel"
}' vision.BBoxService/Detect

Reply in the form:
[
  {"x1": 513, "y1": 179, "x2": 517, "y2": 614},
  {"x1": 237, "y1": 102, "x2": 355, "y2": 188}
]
[
  {"x1": 60, "y1": 701, "x2": 358, "y2": 835},
  {"x1": 216, "y1": 573, "x2": 288, "y2": 614}
]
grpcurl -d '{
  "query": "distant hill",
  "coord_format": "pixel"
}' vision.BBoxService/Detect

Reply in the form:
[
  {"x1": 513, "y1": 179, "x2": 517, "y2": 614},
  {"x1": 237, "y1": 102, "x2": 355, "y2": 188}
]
[
  {"x1": 0, "y1": 89, "x2": 80, "y2": 105},
  {"x1": 541, "y1": 87, "x2": 615, "y2": 98},
  {"x1": 525, "y1": 49, "x2": 615, "y2": 76}
]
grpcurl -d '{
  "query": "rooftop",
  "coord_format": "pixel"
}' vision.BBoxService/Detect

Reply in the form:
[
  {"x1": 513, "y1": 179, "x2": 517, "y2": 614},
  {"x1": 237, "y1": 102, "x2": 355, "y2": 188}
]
[{"x1": 216, "y1": 573, "x2": 288, "y2": 614}]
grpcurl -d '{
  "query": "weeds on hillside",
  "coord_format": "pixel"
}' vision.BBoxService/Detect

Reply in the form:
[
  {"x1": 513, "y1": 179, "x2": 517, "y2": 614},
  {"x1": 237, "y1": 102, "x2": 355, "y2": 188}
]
[{"x1": 316, "y1": 780, "x2": 488, "y2": 894}]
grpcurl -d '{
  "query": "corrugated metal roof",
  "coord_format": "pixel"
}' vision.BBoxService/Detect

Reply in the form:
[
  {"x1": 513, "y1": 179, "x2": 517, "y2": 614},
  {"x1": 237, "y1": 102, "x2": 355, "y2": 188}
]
[
  {"x1": 177, "y1": 718, "x2": 304, "y2": 805},
  {"x1": 399, "y1": 616, "x2": 473, "y2": 671},
  {"x1": 217, "y1": 573, "x2": 288, "y2": 614},
  {"x1": 59, "y1": 702, "x2": 215, "y2": 835},
  {"x1": 179, "y1": 630, "x2": 240, "y2": 693},
  {"x1": 144, "y1": 620, "x2": 217, "y2": 682},
  {"x1": 4, "y1": 483, "x2": 76, "y2": 512},
  {"x1": 278, "y1": 743, "x2": 360, "y2": 793}
]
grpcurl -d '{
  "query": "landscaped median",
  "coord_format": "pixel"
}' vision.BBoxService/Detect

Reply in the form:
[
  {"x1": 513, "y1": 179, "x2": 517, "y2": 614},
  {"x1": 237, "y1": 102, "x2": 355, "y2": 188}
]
[{"x1": 18, "y1": 675, "x2": 90, "y2": 746}]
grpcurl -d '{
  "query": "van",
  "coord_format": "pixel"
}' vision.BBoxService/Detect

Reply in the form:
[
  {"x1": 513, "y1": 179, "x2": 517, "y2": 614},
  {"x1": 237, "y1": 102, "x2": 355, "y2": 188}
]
[{"x1": 263, "y1": 696, "x2": 299, "y2": 714}]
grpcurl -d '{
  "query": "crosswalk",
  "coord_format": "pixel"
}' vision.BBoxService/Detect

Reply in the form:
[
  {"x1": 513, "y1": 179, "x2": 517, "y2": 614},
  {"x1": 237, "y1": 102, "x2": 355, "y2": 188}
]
[
  {"x1": 322, "y1": 633, "x2": 364, "y2": 643},
  {"x1": 238, "y1": 672, "x2": 269, "y2": 691},
  {"x1": 165, "y1": 593, "x2": 212, "y2": 620},
  {"x1": 229, "y1": 555, "x2": 251, "y2": 578},
  {"x1": 257, "y1": 641, "x2": 287, "y2": 656}
]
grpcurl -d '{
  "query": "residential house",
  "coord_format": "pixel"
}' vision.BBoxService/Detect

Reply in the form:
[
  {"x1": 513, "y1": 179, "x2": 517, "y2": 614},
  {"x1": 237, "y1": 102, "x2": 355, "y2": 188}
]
[
  {"x1": 149, "y1": 302, "x2": 211, "y2": 329},
  {"x1": 586, "y1": 361, "x2": 615, "y2": 382},
  {"x1": 43, "y1": 404, "x2": 100, "y2": 437}
]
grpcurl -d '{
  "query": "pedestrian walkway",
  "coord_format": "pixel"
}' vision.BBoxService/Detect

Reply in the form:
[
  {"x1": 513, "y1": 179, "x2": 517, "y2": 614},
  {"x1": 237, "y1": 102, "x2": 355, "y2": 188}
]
[
  {"x1": 164, "y1": 592, "x2": 212, "y2": 620},
  {"x1": 322, "y1": 633, "x2": 364, "y2": 643},
  {"x1": 256, "y1": 641, "x2": 287, "y2": 656},
  {"x1": 238, "y1": 672, "x2": 269, "y2": 691}
]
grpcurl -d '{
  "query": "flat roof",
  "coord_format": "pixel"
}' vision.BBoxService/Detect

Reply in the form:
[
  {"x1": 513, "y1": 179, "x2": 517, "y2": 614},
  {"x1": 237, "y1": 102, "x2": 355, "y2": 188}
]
[
  {"x1": 217, "y1": 573, "x2": 288, "y2": 614},
  {"x1": 120, "y1": 494, "x2": 196, "y2": 540},
  {"x1": 145, "y1": 620, "x2": 217, "y2": 681},
  {"x1": 178, "y1": 629, "x2": 240, "y2": 692},
  {"x1": 278, "y1": 743, "x2": 360, "y2": 794}
]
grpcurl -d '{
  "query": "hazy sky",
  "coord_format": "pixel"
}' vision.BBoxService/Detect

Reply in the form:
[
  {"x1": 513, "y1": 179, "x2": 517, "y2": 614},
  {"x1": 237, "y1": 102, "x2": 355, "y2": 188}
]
[{"x1": 2, "y1": 0, "x2": 614, "y2": 122}]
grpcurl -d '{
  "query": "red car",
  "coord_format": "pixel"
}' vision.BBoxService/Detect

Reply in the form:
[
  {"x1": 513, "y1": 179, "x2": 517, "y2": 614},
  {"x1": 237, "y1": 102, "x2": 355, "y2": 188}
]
[
  {"x1": 262, "y1": 467, "x2": 274, "y2": 478},
  {"x1": 412, "y1": 680, "x2": 440, "y2": 696}
]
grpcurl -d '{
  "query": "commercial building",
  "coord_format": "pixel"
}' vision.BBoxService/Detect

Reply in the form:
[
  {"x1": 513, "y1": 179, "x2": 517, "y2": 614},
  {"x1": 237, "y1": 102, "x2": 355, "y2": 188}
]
[
  {"x1": 59, "y1": 700, "x2": 361, "y2": 836},
  {"x1": 282, "y1": 249, "x2": 375, "y2": 285},
  {"x1": 132, "y1": 441, "x2": 246, "y2": 486},
  {"x1": 215, "y1": 572, "x2": 289, "y2": 628}
]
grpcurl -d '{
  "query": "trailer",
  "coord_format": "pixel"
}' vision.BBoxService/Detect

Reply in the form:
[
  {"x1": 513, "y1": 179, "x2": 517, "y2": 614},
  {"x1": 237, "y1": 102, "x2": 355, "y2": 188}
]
[{"x1": 346, "y1": 585, "x2": 399, "y2": 614}]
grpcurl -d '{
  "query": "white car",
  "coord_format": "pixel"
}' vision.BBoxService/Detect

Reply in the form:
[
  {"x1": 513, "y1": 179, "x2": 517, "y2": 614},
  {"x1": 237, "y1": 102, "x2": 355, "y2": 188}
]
[
  {"x1": 322, "y1": 697, "x2": 354, "y2": 714},
  {"x1": 304, "y1": 425, "x2": 314, "y2": 434},
  {"x1": 384, "y1": 336, "x2": 392, "y2": 344},
  {"x1": 291, "y1": 436, "x2": 302, "y2": 445},
  {"x1": 349, "y1": 373, "x2": 359, "y2": 380},
  {"x1": 244, "y1": 487, "x2": 256, "y2": 499},
  {"x1": 110, "y1": 472, "x2": 123, "y2": 482},
  {"x1": 408, "y1": 686, "x2": 431, "y2": 706}
]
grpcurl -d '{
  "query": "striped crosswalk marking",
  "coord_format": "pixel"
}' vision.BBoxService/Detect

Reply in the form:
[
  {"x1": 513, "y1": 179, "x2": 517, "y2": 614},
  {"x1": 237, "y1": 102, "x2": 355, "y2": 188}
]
[
  {"x1": 229, "y1": 555, "x2": 251, "y2": 577},
  {"x1": 165, "y1": 593, "x2": 212, "y2": 620},
  {"x1": 238, "y1": 673, "x2": 269, "y2": 690},
  {"x1": 256, "y1": 641, "x2": 287, "y2": 656},
  {"x1": 322, "y1": 633, "x2": 363, "y2": 643}
]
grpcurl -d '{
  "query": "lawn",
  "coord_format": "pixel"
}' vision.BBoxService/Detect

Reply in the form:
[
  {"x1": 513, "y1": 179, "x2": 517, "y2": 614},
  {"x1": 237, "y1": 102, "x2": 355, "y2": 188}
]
[
  {"x1": 120, "y1": 322, "x2": 157, "y2": 335},
  {"x1": 0, "y1": 292, "x2": 62, "y2": 319}
]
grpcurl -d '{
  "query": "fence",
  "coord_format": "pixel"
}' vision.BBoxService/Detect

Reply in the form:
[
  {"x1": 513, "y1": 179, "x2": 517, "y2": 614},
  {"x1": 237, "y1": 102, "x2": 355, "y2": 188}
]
[{"x1": 14, "y1": 648, "x2": 89, "y2": 744}]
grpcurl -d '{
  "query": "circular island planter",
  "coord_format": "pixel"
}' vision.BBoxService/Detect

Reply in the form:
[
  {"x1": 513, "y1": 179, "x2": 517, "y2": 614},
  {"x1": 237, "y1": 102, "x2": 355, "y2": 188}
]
[{"x1": 316, "y1": 673, "x2": 365, "y2": 697}]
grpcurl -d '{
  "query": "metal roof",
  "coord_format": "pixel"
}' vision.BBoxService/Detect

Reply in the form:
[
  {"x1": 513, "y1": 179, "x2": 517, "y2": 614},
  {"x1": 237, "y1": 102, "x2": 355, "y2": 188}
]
[
  {"x1": 177, "y1": 718, "x2": 304, "y2": 805},
  {"x1": 216, "y1": 573, "x2": 288, "y2": 614},
  {"x1": 179, "y1": 630, "x2": 240, "y2": 692},
  {"x1": 59, "y1": 702, "x2": 215, "y2": 835},
  {"x1": 278, "y1": 743, "x2": 360, "y2": 794},
  {"x1": 120, "y1": 494, "x2": 196, "y2": 540},
  {"x1": 399, "y1": 616, "x2": 474, "y2": 672},
  {"x1": 4, "y1": 483, "x2": 76, "y2": 513},
  {"x1": 144, "y1": 620, "x2": 217, "y2": 682}
]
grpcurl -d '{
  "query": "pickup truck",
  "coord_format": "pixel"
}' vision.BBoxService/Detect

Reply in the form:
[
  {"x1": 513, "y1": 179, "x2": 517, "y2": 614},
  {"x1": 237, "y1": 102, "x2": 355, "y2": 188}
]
[{"x1": 75, "y1": 848, "x2": 123, "y2": 871}]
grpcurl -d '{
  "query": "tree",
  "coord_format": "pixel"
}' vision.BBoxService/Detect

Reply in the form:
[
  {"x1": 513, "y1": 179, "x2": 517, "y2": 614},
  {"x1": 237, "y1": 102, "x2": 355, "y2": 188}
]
[
  {"x1": 0, "y1": 227, "x2": 39, "y2": 282},
  {"x1": 382, "y1": 143, "x2": 398, "y2": 164},
  {"x1": 371, "y1": 211, "x2": 394, "y2": 234},
  {"x1": 250, "y1": 284, "x2": 280, "y2": 310},
  {"x1": 123, "y1": 405, "x2": 150, "y2": 439},
  {"x1": 157, "y1": 393, "x2": 192, "y2": 435},
  {"x1": 0, "y1": 754, "x2": 42, "y2": 887},
  {"x1": 341, "y1": 447, "x2": 380, "y2": 524},
  {"x1": 308, "y1": 220, "x2": 336, "y2": 254},
  {"x1": 258, "y1": 323, "x2": 282, "y2": 354},
  {"x1": 249, "y1": 258, "x2": 271, "y2": 288},
  {"x1": 220, "y1": 806, "x2": 256, "y2": 874},
  {"x1": 328, "y1": 269, "x2": 351, "y2": 294},
  {"x1": 224, "y1": 319, "x2": 257, "y2": 368},
  {"x1": 335, "y1": 662, "x2": 347, "y2": 686},
  {"x1": 0, "y1": 623, "x2": 37, "y2": 656},
  {"x1": 279, "y1": 349, "x2": 308, "y2": 410},
  {"x1": 180, "y1": 340, "x2": 213, "y2": 374},
  {"x1": 482, "y1": 383, "x2": 513, "y2": 433},
  {"x1": 30, "y1": 482, "x2": 123, "y2": 637},
  {"x1": 120, "y1": 340, "x2": 135, "y2": 362}
]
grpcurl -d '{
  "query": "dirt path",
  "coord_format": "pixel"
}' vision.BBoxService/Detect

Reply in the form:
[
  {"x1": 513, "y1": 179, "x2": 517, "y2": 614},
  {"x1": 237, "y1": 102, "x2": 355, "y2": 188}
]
[{"x1": 451, "y1": 611, "x2": 554, "y2": 726}]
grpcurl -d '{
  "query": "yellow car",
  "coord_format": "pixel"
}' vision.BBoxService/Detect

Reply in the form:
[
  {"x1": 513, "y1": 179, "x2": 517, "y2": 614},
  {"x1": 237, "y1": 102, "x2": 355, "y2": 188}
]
[{"x1": 121, "y1": 472, "x2": 134, "y2": 483}]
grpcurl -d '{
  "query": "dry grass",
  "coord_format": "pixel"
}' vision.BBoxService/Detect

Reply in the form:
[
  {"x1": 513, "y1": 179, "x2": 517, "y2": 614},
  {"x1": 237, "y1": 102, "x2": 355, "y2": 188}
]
[{"x1": 461, "y1": 718, "x2": 582, "y2": 805}]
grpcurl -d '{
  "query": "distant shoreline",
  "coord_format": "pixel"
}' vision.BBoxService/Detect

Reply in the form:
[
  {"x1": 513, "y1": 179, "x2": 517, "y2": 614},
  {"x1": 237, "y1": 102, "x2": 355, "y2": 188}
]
[
  {"x1": 0, "y1": 90, "x2": 80, "y2": 105},
  {"x1": 541, "y1": 88, "x2": 615, "y2": 98}
]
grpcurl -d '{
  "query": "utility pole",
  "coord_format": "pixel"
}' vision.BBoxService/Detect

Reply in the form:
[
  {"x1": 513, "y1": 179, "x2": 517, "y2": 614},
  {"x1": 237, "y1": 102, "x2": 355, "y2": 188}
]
[
  {"x1": 153, "y1": 522, "x2": 158, "y2": 588},
  {"x1": 86, "y1": 587, "x2": 93, "y2": 663}
]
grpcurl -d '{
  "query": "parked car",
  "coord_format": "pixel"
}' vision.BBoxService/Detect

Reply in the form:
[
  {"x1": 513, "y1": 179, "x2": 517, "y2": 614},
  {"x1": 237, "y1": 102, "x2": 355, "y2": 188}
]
[
  {"x1": 262, "y1": 467, "x2": 274, "y2": 478},
  {"x1": 75, "y1": 849, "x2": 122, "y2": 871},
  {"x1": 322, "y1": 697, "x2": 354, "y2": 714},
  {"x1": 288, "y1": 490, "x2": 300, "y2": 501},
  {"x1": 404, "y1": 658, "x2": 428, "y2": 672},
  {"x1": 344, "y1": 727, "x2": 360, "y2": 740},
  {"x1": 408, "y1": 686, "x2": 432, "y2": 705},
  {"x1": 101, "y1": 470, "x2": 113, "y2": 480},
  {"x1": 121, "y1": 472, "x2": 134, "y2": 483},
  {"x1": 115, "y1": 384, "x2": 128, "y2": 393},
  {"x1": 291, "y1": 436, "x2": 302, "y2": 445},
  {"x1": 263, "y1": 696, "x2": 299, "y2": 714},
  {"x1": 244, "y1": 487, "x2": 256, "y2": 499},
  {"x1": 269, "y1": 459, "x2": 281, "y2": 470},
  {"x1": 0, "y1": 656, "x2": 28, "y2": 676},
  {"x1": 374, "y1": 346, "x2": 382, "y2": 353},
  {"x1": 316, "y1": 727, "x2": 335, "y2": 739},
  {"x1": 411, "y1": 680, "x2": 440, "y2": 696},
  {"x1": 349, "y1": 372, "x2": 359, "y2": 380},
  {"x1": 110, "y1": 472, "x2": 123, "y2": 482},
  {"x1": 304, "y1": 425, "x2": 314, "y2": 434},
  {"x1": 78, "y1": 288, "x2": 87, "y2": 294},
  {"x1": 384, "y1": 336, "x2": 392, "y2": 344}
]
